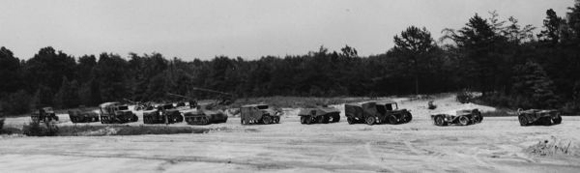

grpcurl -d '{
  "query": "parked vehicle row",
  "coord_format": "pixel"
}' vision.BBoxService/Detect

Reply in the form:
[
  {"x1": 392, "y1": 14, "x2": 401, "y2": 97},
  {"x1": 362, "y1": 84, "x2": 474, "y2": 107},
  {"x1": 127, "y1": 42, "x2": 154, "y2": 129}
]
[{"x1": 30, "y1": 100, "x2": 563, "y2": 127}]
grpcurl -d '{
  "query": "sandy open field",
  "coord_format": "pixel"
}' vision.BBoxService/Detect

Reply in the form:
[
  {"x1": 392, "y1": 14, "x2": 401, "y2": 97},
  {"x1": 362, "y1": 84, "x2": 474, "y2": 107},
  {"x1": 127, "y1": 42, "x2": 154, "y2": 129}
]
[{"x1": 1, "y1": 95, "x2": 579, "y2": 173}]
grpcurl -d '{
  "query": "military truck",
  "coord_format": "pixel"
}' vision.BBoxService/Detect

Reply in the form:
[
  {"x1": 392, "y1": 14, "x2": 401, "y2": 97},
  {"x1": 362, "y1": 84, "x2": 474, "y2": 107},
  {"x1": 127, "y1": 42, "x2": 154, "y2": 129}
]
[
  {"x1": 99, "y1": 102, "x2": 138, "y2": 124},
  {"x1": 31, "y1": 107, "x2": 59, "y2": 122},
  {"x1": 68, "y1": 106, "x2": 99, "y2": 123},
  {"x1": 517, "y1": 109, "x2": 562, "y2": 126},
  {"x1": 298, "y1": 106, "x2": 340, "y2": 124},
  {"x1": 143, "y1": 103, "x2": 184, "y2": 124},
  {"x1": 240, "y1": 104, "x2": 282, "y2": 125},
  {"x1": 183, "y1": 108, "x2": 228, "y2": 125},
  {"x1": 431, "y1": 109, "x2": 483, "y2": 126},
  {"x1": 345, "y1": 100, "x2": 412, "y2": 125}
]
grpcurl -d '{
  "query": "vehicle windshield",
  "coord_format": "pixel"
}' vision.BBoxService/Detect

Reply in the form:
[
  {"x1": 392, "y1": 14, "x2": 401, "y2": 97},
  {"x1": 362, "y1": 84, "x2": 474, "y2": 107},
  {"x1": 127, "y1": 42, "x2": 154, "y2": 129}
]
[
  {"x1": 257, "y1": 105, "x2": 269, "y2": 109},
  {"x1": 163, "y1": 104, "x2": 174, "y2": 109},
  {"x1": 385, "y1": 104, "x2": 394, "y2": 111},
  {"x1": 118, "y1": 106, "x2": 129, "y2": 110}
]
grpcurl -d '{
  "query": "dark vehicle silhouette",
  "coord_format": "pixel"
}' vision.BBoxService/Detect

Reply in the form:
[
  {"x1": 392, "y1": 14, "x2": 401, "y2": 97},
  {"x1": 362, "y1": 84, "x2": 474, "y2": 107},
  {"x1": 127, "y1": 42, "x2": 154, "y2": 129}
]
[
  {"x1": 240, "y1": 104, "x2": 282, "y2": 125},
  {"x1": 99, "y1": 102, "x2": 138, "y2": 124},
  {"x1": 431, "y1": 109, "x2": 483, "y2": 126}
]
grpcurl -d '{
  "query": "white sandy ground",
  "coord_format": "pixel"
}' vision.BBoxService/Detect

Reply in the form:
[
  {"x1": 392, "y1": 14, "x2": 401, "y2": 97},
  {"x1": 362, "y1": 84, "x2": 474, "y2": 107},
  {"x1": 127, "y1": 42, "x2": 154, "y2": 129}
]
[{"x1": 1, "y1": 95, "x2": 580, "y2": 173}]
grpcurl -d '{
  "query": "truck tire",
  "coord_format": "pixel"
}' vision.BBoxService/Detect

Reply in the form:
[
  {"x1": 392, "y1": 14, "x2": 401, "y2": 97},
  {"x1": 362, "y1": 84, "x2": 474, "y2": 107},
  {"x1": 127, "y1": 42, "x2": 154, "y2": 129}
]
[
  {"x1": 262, "y1": 115, "x2": 273, "y2": 124},
  {"x1": 300, "y1": 116, "x2": 308, "y2": 124},
  {"x1": 553, "y1": 115, "x2": 562, "y2": 124},
  {"x1": 365, "y1": 116, "x2": 375, "y2": 125},
  {"x1": 458, "y1": 116, "x2": 470, "y2": 126},
  {"x1": 387, "y1": 115, "x2": 397, "y2": 124},
  {"x1": 347, "y1": 117, "x2": 354, "y2": 125},
  {"x1": 201, "y1": 117, "x2": 209, "y2": 125},
  {"x1": 474, "y1": 114, "x2": 483, "y2": 123},
  {"x1": 305, "y1": 116, "x2": 313, "y2": 124},
  {"x1": 323, "y1": 115, "x2": 330, "y2": 123},
  {"x1": 331, "y1": 114, "x2": 340, "y2": 123},
  {"x1": 518, "y1": 115, "x2": 528, "y2": 126},
  {"x1": 405, "y1": 113, "x2": 413, "y2": 123}
]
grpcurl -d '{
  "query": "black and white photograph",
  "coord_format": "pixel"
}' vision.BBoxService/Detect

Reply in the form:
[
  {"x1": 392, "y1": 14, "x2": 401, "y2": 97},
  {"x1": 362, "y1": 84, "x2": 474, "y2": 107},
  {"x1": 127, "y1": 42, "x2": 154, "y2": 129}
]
[{"x1": 1, "y1": 0, "x2": 580, "y2": 172}]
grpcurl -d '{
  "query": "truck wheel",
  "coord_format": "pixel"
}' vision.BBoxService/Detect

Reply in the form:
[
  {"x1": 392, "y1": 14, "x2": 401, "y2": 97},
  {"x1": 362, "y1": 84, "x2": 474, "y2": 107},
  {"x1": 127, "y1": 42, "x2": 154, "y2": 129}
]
[
  {"x1": 241, "y1": 118, "x2": 248, "y2": 125},
  {"x1": 553, "y1": 115, "x2": 562, "y2": 124},
  {"x1": 274, "y1": 117, "x2": 279, "y2": 124},
  {"x1": 262, "y1": 116, "x2": 273, "y2": 124},
  {"x1": 434, "y1": 116, "x2": 446, "y2": 126},
  {"x1": 300, "y1": 116, "x2": 308, "y2": 124},
  {"x1": 332, "y1": 114, "x2": 340, "y2": 122},
  {"x1": 365, "y1": 116, "x2": 375, "y2": 125},
  {"x1": 518, "y1": 115, "x2": 528, "y2": 126},
  {"x1": 458, "y1": 116, "x2": 470, "y2": 126},
  {"x1": 347, "y1": 117, "x2": 354, "y2": 125}
]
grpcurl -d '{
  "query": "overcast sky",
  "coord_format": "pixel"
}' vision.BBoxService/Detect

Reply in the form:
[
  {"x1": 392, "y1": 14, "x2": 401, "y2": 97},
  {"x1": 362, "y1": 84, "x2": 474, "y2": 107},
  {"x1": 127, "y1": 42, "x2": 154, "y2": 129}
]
[{"x1": 0, "y1": 0, "x2": 574, "y2": 60}]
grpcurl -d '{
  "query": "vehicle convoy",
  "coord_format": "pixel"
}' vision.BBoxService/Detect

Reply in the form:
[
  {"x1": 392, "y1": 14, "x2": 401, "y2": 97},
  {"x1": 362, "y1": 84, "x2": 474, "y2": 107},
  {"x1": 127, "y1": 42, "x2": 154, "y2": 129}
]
[
  {"x1": 99, "y1": 102, "x2": 138, "y2": 124},
  {"x1": 183, "y1": 108, "x2": 228, "y2": 125},
  {"x1": 68, "y1": 106, "x2": 99, "y2": 123},
  {"x1": 298, "y1": 106, "x2": 341, "y2": 124},
  {"x1": 517, "y1": 109, "x2": 562, "y2": 126},
  {"x1": 431, "y1": 109, "x2": 483, "y2": 126},
  {"x1": 143, "y1": 103, "x2": 183, "y2": 124},
  {"x1": 240, "y1": 104, "x2": 282, "y2": 125},
  {"x1": 31, "y1": 107, "x2": 59, "y2": 122},
  {"x1": 344, "y1": 100, "x2": 412, "y2": 125}
]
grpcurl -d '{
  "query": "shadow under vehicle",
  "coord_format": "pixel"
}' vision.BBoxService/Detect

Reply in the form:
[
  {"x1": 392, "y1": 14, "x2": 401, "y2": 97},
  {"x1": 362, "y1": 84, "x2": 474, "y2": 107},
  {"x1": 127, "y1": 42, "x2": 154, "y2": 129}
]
[
  {"x1": 68, "y1": 106, "x2": 99, "y2": 123},
  {"x1": 517, "y1": 109, "x2": 562, "y2": 126},
  {"x1": 99, "y1": 102, "x2": 138, "y2": 124},
  {"x1": 431, "y1": 109, "x2": 483, "y2": 126},
  {"x1": 240, "y1": 104, "x2": 282, "y2": 125},
  {"x1": 143, "y1": 103, "x2": 184, "y2": 124},
  {"x1": 345, "y1": 100, "x2": 412, "y2": 125},
  {"x1": 298, "y1": 106, "x2": 340, "y2": 124},
  {"x1": 31, "y1": 107, "x2": 59, "y2": 122}
]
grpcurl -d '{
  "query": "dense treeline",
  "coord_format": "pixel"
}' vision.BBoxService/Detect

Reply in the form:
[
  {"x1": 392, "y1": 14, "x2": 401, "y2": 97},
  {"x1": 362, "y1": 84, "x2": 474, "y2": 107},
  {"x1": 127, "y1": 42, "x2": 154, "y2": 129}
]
[{"x1": 2, "y1": 3, "x2": 580, "y2": 115}]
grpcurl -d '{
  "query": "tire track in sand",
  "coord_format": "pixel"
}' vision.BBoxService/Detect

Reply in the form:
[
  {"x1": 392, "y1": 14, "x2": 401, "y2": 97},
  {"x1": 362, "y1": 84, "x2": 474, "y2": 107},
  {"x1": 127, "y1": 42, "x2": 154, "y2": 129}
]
[{"x1": 365, "y1": 142, "x2": 398, "y2": 172}]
